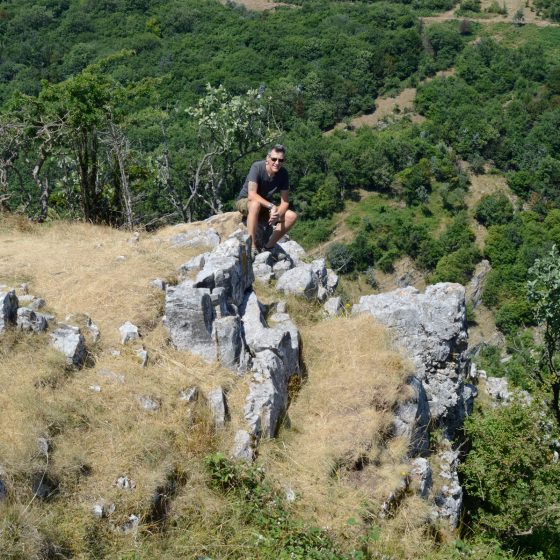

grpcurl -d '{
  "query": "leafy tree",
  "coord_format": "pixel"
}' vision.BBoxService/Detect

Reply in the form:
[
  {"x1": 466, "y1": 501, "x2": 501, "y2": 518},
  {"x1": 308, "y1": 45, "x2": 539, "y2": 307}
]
[
  {"x1": 462, "y1": 401, "x2": 560, "y2": 553},
  {"x1": 528, "y1": 245, "x2": 560, "y2": 424},
  {"x1": 475, "y1": 193, "x2": 514, "y2": 227}
]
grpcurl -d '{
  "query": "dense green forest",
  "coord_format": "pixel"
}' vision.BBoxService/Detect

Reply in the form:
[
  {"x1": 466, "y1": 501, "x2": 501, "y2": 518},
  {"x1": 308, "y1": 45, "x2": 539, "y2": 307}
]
[{"x1": 2, "y1": 0, "x2": 560, "y2": 558}]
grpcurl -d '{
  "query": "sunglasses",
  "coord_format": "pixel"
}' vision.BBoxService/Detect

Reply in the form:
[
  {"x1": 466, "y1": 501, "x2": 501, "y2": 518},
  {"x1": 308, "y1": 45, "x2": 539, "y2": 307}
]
[{"x1": 270, "y1": 157, "x2": 285, "y2": 163}]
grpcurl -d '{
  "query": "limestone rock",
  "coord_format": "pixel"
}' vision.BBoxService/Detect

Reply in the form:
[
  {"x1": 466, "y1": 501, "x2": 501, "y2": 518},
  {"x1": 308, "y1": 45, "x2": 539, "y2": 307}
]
[
  {"x1": 393, "y1": 376, "x2": 430, "y2": 457},
  {"x1": 28, "y1": 297, "x2": 46, "y2": 311},
  {"x1": 179, "y1": 252, "x2": 209, "y2": 277},
  {"x1": 137, "y1": 348, "x2": 149, "y2": 367},
  {"x1": 433, "y1": 449, "x2": 463, "y2": 529},
  {"x1": 50, "y1": 324, "x2": 86, "y2": 367},
  {"x1": 86, "y1": 317, "x2": 100, "y2": 342},
  {"x1": 323, "y1": 296, "x2": 343, "y2": 317},
  {"x1": 278, "y1": 239, "x2": 305, "y2": 265},
  {"x1": 119, "y1": 321, "x2": 139, "y2": 344},
  {"x1": 410, "y1": 458, "x2": 432, "y2": 498},
  {"x1": 231, "y1": 430, "x2": 254, "y2": 462},
  {"x1": 16, "y1": 308, "x2": 48, "y2": 333},
  {"x1": 170, "y1": 228, "x2": 220, "y2": 249},
  {"x1": 137, "y1": 395, "x2": 160, "y2": 412},
  {"x1": 353, "y1": 284, "x2": 473, "y2": 438},
  {"x1": 150, "y1": 278, "x2": 167, "y2": 291},
  {"x1": 179, "y1": 386, "x2": 199, "y2": 402},
  {"x1": 466, "y1": 259, "x2": 491, "y2": 308},
  {"x1": 276, "y1": 265, "x2": 319, "y2": 299},
  {"x1": 206, "y1": 387, "x2": 228, "y2": 429},
  {"x1": 485, "y1": 376, "x2": 510, "y2": 402},
  {"x1": 0, "y1": 290, "x2": 18, "y2": 333}
]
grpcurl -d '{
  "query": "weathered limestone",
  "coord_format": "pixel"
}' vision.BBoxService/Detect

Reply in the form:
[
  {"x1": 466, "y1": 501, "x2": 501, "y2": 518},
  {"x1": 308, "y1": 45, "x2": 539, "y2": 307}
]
[
  {"x1": 119, "y1": 321, "x2": 140, "y2": 344},
  {"x1": 231, "y1": 429, "x2": 254, "y2": 462},
  {"x1": 16, "y1": 308, "x2": 48, "y2": 333},
  {"x1": 353, "y1": 284, "x2": 474, "y2": 438},
  {"x1": 466, "y1": 259, "x2": 491, "y2": 308},
  {"x1": 50, "y1": 324, "x2": 86, "y2": 367},
  {"x1": 0, "y1": 290, "x2": 18, "y2": 333},
  {"x1": 170, "y1": 228, "x2": 220, "y2": 249},
  {"x1": 323, "y1": 296, "x2": 343, "y2": 317},
  {"x1": 206, "y1": 387, "x2": 229, "y2": 429}
]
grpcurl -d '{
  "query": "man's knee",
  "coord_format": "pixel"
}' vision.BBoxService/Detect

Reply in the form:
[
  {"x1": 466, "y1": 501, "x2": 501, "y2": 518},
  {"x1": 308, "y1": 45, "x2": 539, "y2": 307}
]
[
  {"x1": 285, "y1": 209, "x2": 297, "y2": 227},
  {"x1": 247, "y1": 199, "x2": 262, "y2": 215}
]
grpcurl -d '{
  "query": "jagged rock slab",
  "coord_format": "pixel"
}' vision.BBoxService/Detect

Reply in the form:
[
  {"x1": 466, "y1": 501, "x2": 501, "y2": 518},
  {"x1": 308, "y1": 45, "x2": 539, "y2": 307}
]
[
  {"x1": 50, "y1": 324, "x2": 86, "y2": 367},
  {"x1": 353, "y1": 283, "x2": 474, "y2": 438},
  {"x1": 0, "y1": 290, "x2": 18, "y2": 333},
  {"x1": 170, "y1": 228, "x2": 220, "y2": 249},
  {"x1": 16, "y1": 308, "x2": 48, "y2": 333}
]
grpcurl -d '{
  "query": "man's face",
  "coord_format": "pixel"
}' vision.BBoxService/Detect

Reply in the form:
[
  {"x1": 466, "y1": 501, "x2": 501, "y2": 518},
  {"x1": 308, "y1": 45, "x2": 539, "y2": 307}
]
[{"x1": 266, "y1": 150, "x2": 285, "y2": 175}]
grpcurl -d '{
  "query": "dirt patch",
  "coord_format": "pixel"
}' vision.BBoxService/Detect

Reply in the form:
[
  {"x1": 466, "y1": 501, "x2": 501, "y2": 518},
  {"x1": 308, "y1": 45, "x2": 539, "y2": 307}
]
[
  {"x1": 422, "y1": 0, "x2": 558, "y2": 26},
  {"x1": 328, "y1": 69, "x2": 456, "y2": 134},
  {"x1": 221, "y1": 0, "x2": 291, "y2": 10}
]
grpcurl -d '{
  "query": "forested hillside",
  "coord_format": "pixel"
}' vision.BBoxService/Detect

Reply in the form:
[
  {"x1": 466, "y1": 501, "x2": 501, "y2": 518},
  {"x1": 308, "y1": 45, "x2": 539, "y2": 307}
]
[{"x1": 2, "y1": 0, "x2": 560, "y2": 558}]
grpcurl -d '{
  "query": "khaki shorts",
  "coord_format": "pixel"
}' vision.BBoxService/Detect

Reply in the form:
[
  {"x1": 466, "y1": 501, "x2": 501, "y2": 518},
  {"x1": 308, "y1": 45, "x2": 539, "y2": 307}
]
[{"x1": 235, "y1": 198, "x2": 284, "y2": 223}]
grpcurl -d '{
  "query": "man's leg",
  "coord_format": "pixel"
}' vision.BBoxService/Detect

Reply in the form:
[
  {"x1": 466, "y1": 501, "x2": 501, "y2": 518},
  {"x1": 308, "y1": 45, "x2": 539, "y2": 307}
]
[
  {"x1": 265, "y1": 209, "x2": 298, "y2": 249},
  {"x1": 246, "y1": 199, "x2": 263, "y2": 250}
]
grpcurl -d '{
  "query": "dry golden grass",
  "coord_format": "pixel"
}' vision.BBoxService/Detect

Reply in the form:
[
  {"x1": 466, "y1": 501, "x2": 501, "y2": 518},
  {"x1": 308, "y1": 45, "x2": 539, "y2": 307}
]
[
  {"x1": 0, "y1": 216, "x2": 435, "y2": 558},
  {"x1": 258, "y1": 314, "x2": 415, "y2": 535}
]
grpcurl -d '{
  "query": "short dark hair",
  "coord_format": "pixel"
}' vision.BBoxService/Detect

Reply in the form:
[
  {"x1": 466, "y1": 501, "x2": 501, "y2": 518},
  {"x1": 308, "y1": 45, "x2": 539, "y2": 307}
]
[{"x1": 268, "y1": 144, "x2": 286, "y2": 156}]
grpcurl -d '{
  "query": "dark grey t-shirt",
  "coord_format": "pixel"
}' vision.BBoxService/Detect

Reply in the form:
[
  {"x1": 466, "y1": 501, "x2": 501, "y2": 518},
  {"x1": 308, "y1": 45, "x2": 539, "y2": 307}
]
[{"x1": 237, "y1": 160, "x2": 289, "y2": 201}]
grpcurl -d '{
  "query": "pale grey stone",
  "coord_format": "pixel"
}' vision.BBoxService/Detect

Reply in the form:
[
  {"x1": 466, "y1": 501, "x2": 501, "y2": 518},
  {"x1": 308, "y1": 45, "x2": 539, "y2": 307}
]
[
  {"x1": 0, "y1": 290, "x2": 18, "y2": 332},
  {"x1": 18, "y1": 294, "x2": 34, "y2": 304},
  {"x1": 433, "y1": 449, "x2": 462, "y2": 528},
  {"x1": 164, "y1": 282, "x2": 217, "y2": 362},
  {"x1": 119, "y1": 321, "x2": 139, "y2": 345},
  {"x1": 272, "y1": 259, "x2": 292, "y2": 279},
  {"x1": 254, "y1": 251, "x2": 273, "y2": 266},
  {"x1": 150, "y1": 278, "x2": 167, "y2": 291},
  {"x1": 137, "y1": 348, "x2": 149, "y2": 367},
  {"x1": 179, "y1": 252, "x2": 209, "y2": 276},
  {"x1": 89, "y1": 385, "x2": 102, "y2": 392},
  {"x1": 213, "y1": 315, "x2": 245, "y2": 369},
  {"x1": 310, "y1": 258, "x2": 328, "y2": 285},
  {"x1": 276, "y1": 266, "x2": 319, "y2": 300},
  {"x1": 231, "y1": 430, "x2": 254, "y2": 462},
  {"x1": 276, "y1": 301, "x2": 287, "y2": 313},
  {"x1": 50, "y1": 324, "x2": 86, "y2": 367},
  {"x1": 171, "y1": 228, "x2": 220, "y2": 249},
  {"x1": 116, "y1": 476, "x2": 135, "y2": 490},
  {"x1": 410, "y1": 458, "x2": 432, "y2": 497},
  {"x1": 137, "y1": 395, "x2": 160, "y2": 412},
  {"x1": 28, "y1": 297, "x2": 46, "y2": 311},
  {"x1": 253, "y1": 262, "x2": 274, "y2": 283},
  {"x1": 98, "y1": 369, "x2": 125, "y2": 384},
  {"x1": 87, "y1": 317, "x2": 100, "y2": 342},
  {"x1": 116, "y1": 255, "x2": 127, "y2": 262},
  {"x1": 393, "y1": 376, "x2": 430, "y2": 457},
  {"x1": 323, "y1": 297, "x2": 343, "y2": 317},
  {"x1": 121, "y1": 514, "x2": 140, "y2": 532},
  {"x1": 37, "y1": 437, "x2": 50, "y2": 456},
  {"x1": 20, "y1": 283, "x2": 29, "y2": 295},
  {"x1": 466, "y1": 259, "x2": 491, "y2": 308},
  {"x1": 485, "y1": 377, "x2": 510, "y2": 402},
  {"x1": 207, "y1": 387, "x2": 228, "y2": 429},
  {"x1": 179, "y1": 386, "x2": 199, "y2": 402},
  {"x1": 278, "y1": 240, "x2": 305, "y2": 265},
  {"x1": 326, "y1": 269, "x2": 339, "y2": 292},
  {"x1": 128, "y1": 232, "x2": 140, "y2": 245},
  {"x1": 92, "y1": 503, "x2": 104, "y2": 518},
  {"x1": 16, "y1": 307, "x2": 48, "y2": 332}
]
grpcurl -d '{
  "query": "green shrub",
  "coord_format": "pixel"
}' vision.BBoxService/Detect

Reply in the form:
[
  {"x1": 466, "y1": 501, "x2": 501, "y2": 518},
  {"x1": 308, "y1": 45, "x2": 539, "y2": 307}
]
[
  {"x1": 290, "y1": 218, "x2": 335, "y2": 250},
  {"x1": 462, "y1": 403, "x2": 560, "y2": 555},
  {"x1": 495, "y1": 298, "x2": 533, "y2": 333},
  {"x1": 431, "y1": 246, "x2": 480, "y2": 284},
  {"x1": 475, "y1": 193, "x2": 514, "y2": 227},
  {"x1": 326, "y1": 243, "x2": 354, "y2": 274}
]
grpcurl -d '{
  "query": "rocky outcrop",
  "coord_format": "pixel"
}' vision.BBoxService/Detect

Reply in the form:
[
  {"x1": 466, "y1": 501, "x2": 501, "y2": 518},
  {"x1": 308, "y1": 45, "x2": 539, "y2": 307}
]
[
  {"x1": 50, "y1": 324, "x2": 87, "y2": 367},
  {"x1": 353, "y1": 284, "x2": 475, "y2": 439},
  {"x1": 164, "y1": 231, "x2": 301, "y2": 442},
  {"x1": 352, "y1": 283, "x2": 475, "y2": 527}
]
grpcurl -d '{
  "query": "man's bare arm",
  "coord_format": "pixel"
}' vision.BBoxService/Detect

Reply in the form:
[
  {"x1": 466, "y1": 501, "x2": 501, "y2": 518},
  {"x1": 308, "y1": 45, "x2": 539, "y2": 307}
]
[{"x1": 247, "y1": 181, "x2": 272, "y2": 207}]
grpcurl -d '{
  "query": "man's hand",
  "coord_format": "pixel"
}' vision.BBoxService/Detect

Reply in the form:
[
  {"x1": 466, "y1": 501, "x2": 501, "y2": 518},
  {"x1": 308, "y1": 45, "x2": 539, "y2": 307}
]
[{"x1": 268, "y1": 205, "x2": 280, "y2": 225}]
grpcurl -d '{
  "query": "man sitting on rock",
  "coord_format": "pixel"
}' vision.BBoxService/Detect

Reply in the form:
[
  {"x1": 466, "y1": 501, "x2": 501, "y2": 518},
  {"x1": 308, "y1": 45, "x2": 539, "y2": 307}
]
[{"x1": 236, "y1": 144, "x2": 297, "y2": 257}]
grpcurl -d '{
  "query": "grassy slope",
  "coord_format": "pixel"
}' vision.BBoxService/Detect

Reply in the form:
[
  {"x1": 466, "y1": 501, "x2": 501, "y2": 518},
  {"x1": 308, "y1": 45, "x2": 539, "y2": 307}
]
[{"x1": 0, "y1": 215, "x2": 423, "y2": 559}]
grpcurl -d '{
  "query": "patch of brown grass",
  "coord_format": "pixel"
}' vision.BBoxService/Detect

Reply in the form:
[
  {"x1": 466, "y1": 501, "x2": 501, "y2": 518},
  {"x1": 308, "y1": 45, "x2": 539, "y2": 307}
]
[{"x1": 258, "y1": 314, "x2": 414, "y2": 535}]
